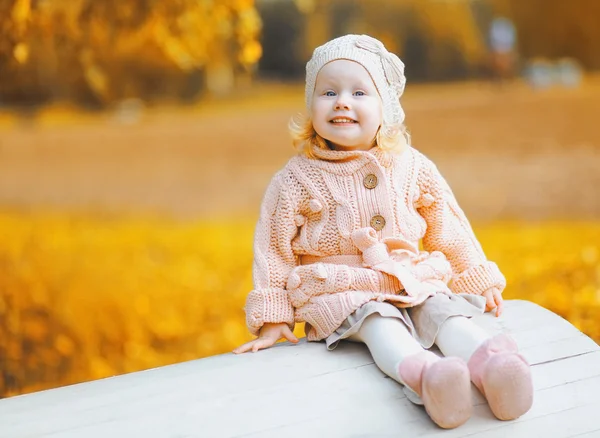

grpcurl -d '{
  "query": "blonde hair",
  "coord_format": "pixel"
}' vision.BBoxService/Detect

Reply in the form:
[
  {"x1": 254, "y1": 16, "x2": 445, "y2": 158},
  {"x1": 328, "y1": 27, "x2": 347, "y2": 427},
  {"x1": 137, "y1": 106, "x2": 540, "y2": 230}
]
[{"x1": 289, "y1": 113, "x2": 410, "y2": 159}]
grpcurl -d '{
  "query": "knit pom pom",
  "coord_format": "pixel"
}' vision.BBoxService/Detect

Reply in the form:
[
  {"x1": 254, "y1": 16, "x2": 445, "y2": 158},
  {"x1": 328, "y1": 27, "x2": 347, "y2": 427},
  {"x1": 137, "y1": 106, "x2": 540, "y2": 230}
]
[
  {"x1": 309, "y1": 199, "x2": 323, "y2": 213},
  {"x1": 294, "y1": 214, "x2": 306, "y2": 226},
  {"x1": 352, "y1": 227, "x2": 379, "y2": 252},
  {"x1": 314, "y1": 263, "x2": 329, "y2": 280},
  {"x1": 287, "y1": 271, "x2": 301, "y2": 290},
  {"x1": 415, "y1": 193, "x2": 435, "y2": 208},
  {"x1": 421, "y1": 193, "x2": 435, "y2": 207}
]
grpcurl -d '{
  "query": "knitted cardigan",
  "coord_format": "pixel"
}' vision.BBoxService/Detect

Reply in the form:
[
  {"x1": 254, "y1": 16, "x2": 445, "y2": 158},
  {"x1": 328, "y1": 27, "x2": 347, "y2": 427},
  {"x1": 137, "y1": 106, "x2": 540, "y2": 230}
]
[{"x1": 245, "y1": 144, "x2": 506, "y2": 341}]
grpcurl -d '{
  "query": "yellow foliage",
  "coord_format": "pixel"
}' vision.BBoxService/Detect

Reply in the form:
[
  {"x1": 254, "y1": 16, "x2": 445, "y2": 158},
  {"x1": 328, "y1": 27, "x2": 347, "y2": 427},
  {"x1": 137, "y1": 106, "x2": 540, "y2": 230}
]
[
  {"x1": 0, "y1": 212, "x2": 598, "y2": 398},
  {"x1": 413, "y1": 1, "x2": 486, "y2": 64},
  {"x1": 0, "y1": 0, "x2": 262, "y2": 104},
  {"x1": 11, "y1": 0, "x2": 31, "y2": 32}
]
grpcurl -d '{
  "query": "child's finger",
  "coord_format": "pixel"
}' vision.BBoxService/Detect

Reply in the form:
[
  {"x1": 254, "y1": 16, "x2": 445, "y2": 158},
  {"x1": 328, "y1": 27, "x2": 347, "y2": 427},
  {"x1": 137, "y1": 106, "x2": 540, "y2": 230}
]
[
  {"x1": 485, "y1": 292, "x2": 495, "y2": 312},
  {"x1": 251, "y1": 338, "x2": 274, "y2": 353},
  {"x1": 495, "y1": 295, "x2": 504, "y2": 317},
  {"x1": 233, "y1": 340, "x2": 255, "y2": 354},
  {"x1": 283, "y1": 326, "x2": 299, "y2": 343}
]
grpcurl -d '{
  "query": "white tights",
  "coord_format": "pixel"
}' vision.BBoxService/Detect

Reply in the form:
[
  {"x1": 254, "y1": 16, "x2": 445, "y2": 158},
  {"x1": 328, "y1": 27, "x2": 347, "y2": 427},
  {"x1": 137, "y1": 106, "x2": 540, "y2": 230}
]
[{"x1": 348, "y1": 314, "x2": 490, "y2": 384}]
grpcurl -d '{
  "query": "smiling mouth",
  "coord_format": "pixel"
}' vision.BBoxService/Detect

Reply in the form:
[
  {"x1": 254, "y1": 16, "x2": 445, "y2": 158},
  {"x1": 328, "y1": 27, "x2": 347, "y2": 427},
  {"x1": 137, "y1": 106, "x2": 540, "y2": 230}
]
[{"x1": 330, "y1": 118, "x2": 357, "y2": 124}]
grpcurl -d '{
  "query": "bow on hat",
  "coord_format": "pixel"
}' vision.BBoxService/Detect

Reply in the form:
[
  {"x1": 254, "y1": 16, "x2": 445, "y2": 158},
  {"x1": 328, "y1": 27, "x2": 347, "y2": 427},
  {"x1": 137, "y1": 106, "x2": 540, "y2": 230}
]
[{"x1": 354, "y1": 35, "x2": 406, "y2": 96}]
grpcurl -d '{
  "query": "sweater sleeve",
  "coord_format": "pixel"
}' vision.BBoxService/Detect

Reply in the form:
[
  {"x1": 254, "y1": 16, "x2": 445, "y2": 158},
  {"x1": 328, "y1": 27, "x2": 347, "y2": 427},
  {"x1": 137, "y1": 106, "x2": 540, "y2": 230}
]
[
  {"x1": 245, "y1": 171, "x2": 299, "y2": 336},
  {"x1": 416, "y1": 154, "x2": 506, "y2": 295}
]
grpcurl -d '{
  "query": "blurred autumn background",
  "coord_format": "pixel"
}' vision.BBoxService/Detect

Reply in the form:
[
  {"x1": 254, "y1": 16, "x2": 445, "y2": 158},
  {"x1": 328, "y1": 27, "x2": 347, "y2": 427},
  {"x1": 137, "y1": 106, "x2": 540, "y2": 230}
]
[{"x1": 1, "y1": 0, "x2": 599, "y2": 398}]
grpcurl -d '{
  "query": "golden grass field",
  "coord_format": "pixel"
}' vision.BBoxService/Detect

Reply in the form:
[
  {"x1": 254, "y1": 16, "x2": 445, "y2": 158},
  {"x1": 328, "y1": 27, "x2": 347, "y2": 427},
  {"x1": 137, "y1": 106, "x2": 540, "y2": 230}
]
[{"x1": 1, "y1": 78, "x2": 599, "y2": 397}]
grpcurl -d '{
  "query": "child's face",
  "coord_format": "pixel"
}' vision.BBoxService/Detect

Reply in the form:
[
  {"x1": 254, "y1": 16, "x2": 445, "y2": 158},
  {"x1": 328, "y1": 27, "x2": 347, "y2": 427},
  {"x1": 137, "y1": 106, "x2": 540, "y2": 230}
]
[{"x1": 311, "y1": 59, "x2": 383, "y2": 151}]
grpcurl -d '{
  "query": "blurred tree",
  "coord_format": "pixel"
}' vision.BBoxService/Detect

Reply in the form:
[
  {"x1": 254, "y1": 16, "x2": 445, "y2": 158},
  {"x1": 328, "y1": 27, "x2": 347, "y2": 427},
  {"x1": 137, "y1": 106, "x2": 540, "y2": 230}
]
[
  {"x1": 257, "y1": 0, "x2": 600, "y2": 82},
  {"x1": 494, "y1": 0, "x2": 600, "y2": 70},
  {"x1": 258, "y1": 0, "x2": 487, "y2": 81},
  {"x1": 256, "y1": 0, "x2": 305, "y2": 79},
  {"x1": 0, "y1": 0, "x2": 262, "y2": 107}
]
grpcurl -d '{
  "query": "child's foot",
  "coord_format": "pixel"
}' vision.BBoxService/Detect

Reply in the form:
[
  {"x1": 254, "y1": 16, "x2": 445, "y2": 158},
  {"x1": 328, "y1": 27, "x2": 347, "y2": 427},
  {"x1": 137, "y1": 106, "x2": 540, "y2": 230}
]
[
  {"x1": 468, "y1": 333, "x2": 533, "y2": 420},
  {"x1": 398, "y1": 351, "x2": 472, "y2": 429}
]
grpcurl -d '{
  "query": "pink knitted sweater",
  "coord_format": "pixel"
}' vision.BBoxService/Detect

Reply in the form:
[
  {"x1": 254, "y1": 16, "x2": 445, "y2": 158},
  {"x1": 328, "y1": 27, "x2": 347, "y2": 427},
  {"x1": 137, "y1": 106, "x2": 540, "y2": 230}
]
[{"x1": 245, "y1": 144, "x2": 506, "y2": 341}]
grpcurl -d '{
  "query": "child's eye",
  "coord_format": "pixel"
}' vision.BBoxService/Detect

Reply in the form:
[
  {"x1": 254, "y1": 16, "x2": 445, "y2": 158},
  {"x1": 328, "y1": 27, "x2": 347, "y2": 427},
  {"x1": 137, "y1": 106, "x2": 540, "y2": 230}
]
[
  {"x1": 354, "y1": 90, "x2": 366, "y2": 96},
  {"x1": 324, "y1": 91, "x2": 336, "y2": 97}
]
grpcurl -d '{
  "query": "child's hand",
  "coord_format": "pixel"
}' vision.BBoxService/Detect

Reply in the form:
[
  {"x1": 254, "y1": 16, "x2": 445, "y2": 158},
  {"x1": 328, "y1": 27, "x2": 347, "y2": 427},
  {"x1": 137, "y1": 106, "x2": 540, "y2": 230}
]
[
  {"x1": 483, "y1": 287, "x2": 503, "y2": 317},
  {"x1": 232, "y1": 322, "x2": 299, "y2": 354}
]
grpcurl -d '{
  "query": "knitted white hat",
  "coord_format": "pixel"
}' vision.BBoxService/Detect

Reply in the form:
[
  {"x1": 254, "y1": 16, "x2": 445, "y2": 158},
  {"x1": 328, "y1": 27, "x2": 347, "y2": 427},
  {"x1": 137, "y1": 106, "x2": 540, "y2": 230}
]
[{"x1": 305, "y1": 34, "x2": 406, "y2": 133}]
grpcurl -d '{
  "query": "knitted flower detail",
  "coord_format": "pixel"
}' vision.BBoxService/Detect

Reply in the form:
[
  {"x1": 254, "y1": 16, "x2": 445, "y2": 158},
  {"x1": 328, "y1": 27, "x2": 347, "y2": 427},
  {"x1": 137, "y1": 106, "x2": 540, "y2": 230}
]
[{"x1": 410, "y1": 251, "x2": 453, "y2": 284}]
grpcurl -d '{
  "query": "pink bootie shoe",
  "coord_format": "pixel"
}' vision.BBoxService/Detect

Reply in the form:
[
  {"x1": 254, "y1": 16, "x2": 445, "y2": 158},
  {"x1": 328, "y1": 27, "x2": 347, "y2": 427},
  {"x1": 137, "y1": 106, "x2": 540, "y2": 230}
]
[
  {"x1": 398, "y1": 351, "x2": 472, "y2": 429},
  {"x1": 468, "y1": 333, "x2": 533, "y2": 421}
]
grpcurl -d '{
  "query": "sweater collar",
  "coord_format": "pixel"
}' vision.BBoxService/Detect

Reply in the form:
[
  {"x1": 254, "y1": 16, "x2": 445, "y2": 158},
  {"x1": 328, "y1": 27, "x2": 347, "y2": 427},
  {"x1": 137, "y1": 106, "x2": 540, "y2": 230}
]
[{"x1": 307, "y1": 144, "x2": 395, "y2": 175}]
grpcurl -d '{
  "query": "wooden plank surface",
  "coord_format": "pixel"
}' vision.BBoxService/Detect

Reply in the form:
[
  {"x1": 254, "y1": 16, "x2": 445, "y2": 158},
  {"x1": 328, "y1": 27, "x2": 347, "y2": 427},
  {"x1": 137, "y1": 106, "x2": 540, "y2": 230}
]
[{"x1": 1, "y1": 300, "x2": 599, "y2": 438}]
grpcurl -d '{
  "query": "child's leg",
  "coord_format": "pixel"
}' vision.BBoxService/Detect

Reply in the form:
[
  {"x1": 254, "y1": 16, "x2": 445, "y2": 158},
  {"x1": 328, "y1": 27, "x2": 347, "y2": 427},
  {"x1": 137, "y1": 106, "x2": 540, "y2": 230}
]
[
  {"x1": 348, "y1": 313, "x2": 423, "y2": 383},
  {"x1": 435, "y1": 316, "x2": 533, "y2": 421},
  {"x1": 435, "y1": 315, "x2": 490, "y2": 361},
  {"x1": 350, "y1": 314, "x2": 472, "y2": 429}
]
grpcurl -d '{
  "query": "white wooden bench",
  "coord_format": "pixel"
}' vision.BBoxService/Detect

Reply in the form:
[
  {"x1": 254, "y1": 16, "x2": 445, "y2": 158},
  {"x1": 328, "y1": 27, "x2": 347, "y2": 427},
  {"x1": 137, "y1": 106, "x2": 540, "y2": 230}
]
[{"x1": 1, "y1": 300, "x2": 599, "y2": 437}]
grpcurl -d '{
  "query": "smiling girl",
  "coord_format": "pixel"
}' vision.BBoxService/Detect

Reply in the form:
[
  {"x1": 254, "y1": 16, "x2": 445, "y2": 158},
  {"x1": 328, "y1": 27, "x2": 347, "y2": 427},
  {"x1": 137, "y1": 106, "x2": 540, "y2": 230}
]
[{"x1": 234, "y1": 34, "x2": 533, "y2": 429}]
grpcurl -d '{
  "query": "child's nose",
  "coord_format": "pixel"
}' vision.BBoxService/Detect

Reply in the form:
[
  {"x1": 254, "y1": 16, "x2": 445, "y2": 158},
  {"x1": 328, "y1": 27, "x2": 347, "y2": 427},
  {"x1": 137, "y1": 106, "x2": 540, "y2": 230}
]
[
  {"x1": 334, "y1": 96, "x2": 351, "y2": 110},
  {"x1": 335, "y1": 99, "x2": 350, "y2": 110}
]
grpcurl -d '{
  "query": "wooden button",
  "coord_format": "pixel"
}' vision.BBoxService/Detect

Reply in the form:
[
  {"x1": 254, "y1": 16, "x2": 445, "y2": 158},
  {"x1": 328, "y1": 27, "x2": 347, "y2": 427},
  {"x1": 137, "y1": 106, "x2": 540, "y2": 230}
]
[
  {"x1": 370, "y1": 215, "x2": 386, "y2": 231},
  {"x1": 363, "y1": 173, "x2": 378, "y2": 189}
]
